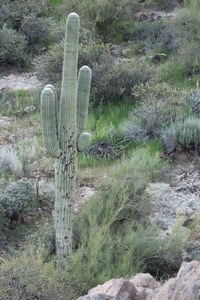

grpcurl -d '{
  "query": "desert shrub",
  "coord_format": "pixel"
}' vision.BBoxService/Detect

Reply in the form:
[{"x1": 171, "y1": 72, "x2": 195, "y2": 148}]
[
  {"x1": 20, "y1": 16, "x2": 50, "y2": 45},
  {"x1": 37, "y1": 39, "x2": 152, "y2": 105},
  {"x1": 162, "y1": 116, "x2": 200, "y2": 152},
  {"x1": 0, "y1": 181, "x2": 36, "y2": 231},
  {"x1": 0, "y1": 26, "x2": 27, "y2": 65},
  {"x1": 121, "y1": 83, "x2": 184, "y2": 143},
  {"x1": 144, "y1": 0, "x2": 182, "y2": 10},
  {"x1": 0, "y1": 246, "x2": 77, "y2": 300},
  {"x1": 0, "y1": 146, "x2": 23, "y2": 178},
  {"x1": 59, "y1": 0, "x2": 141, "y2": 42},
  {"x1": 0, "y1": 0, "x2": 48, "y2": 30},
  {"x1": 186, "y1": 81, "x2": 200, "y2": 114},
  {"x1": 158, "y1": 40, "x2": 200, "y2": 87}
]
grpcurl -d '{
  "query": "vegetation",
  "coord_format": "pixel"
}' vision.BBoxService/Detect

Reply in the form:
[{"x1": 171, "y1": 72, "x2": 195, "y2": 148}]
[{"x1": 0, "y1": 0, "x2": 200, "y2": 299}]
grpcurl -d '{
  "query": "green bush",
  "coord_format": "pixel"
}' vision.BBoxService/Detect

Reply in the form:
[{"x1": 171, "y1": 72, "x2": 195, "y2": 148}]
[
  {"x1": 0, "y1": 181, "x2": 36, "y2": 231},
  {"x1": 37, "y1": 38, "x2": 152, "y2": 105},
  {"x1": 0, "y1": 26, "x2": 27, "y2": 65},
  {"x1": 121, "y1": 83, "x2": 184, "y2": 143},
  {"x1": 162, "y1": 116, "x2": 200, "y2": 152},
  {"x1": 0, "y1": 0, "x2": 48, "y2": 29},
  {"x1": 59, "y1": 0, "x2": 140, "y2": 42},
  {"x1": 20, "y1": 16, "x2": 51, "y2": 45}
]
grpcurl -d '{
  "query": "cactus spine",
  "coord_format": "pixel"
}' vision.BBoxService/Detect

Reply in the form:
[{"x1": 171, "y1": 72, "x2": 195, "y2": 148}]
[{"x1": 40, "y1": 13, "x2": 91, "y2": 257}]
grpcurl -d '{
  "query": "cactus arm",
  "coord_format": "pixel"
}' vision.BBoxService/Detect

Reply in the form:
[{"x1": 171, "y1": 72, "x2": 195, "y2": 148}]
[
  {"x1": 41, "y1": 87, "x2": 60, "y2": 158},
  {"x1": 77, "y1": 66, "x2": 92, "y2": 135},
  {"x1": 59, "y1": 12, "x2": 80, "y2": 147},
  {"x1": 77, "y1": 66, "x2": 92, "y2": 152}
]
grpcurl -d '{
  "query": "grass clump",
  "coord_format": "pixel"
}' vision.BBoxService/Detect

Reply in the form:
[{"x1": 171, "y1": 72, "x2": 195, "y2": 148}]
[
  {"x1": 0, "y1": 146, "x2": 23, "y2": 179},
  {"x1": 162, "y1": 115, "x2": 200, "y2": 152}
]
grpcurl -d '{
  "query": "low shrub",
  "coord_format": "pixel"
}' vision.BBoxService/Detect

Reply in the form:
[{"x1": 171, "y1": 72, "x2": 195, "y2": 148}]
[
  {"x1": 0, "y1": 0, "x2": 48, "y2": 30},
  {"x1": 121, "y1": 83, "x2": 184, "y2": 143},
  {"x1": 0, "y1": 146, "x2": 23, "y2": 178},
  {"x1": 0, "y1": 181, "x2": 36, "y2": 231},
  {"x1": 0, "y1": 26, "x2": 27, "y2": 65},
  {"x1": 20, "y1": 16, "x2": 51, "y2": 45},
  {"x1": 186, "y1": 81, "x2": 200, "y2": 114},
  {"x1": 37, "y1": 39, "x2": 152, "y2": 105},
  {"x1": 59, "y1": 0, "x2": 140, "y2": 42},
  {"x1": 162, "y1": 116, "x2": 200, "y2": 152}
]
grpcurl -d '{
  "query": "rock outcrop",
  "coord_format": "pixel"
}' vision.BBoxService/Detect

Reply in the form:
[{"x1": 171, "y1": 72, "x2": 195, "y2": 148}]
[{"x1": 78, "y1": 261, "x2": 200, "y2": 300}]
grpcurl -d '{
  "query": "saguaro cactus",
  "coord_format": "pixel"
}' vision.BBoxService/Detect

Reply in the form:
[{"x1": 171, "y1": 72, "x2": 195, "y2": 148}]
[{"x1": 40, "y1": 13, "x2": 91, "y2": 257}]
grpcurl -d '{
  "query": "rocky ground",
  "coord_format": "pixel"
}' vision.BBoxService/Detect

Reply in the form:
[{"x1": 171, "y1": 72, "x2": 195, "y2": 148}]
[{"x1": 78, "y1": 260, "x2": 200, "y2": 300}]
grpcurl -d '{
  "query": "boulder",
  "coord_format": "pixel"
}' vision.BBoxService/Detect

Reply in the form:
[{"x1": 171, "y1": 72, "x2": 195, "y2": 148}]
[
  {"x1": 152, "y1": 261, "x2": 200, "y2": 300},
  {"x1": 78, "y1": 261, "x2": 200, "y2": 300},
  {"x1": 77, "y1": 278, "x2": 137, "y2": 300}
]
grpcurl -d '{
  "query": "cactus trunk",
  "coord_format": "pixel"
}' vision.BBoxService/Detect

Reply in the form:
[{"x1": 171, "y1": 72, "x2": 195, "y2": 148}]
[{"x1": 41, "y1": 13, "x2": 91, "y2": 257}]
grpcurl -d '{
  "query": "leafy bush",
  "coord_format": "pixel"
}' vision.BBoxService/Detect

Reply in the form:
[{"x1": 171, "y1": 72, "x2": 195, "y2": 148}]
[
  {"x1": 162, "y1": 116, "x2": 200, "y2": 152},
  {"x1": 0, "y1": 26, "x2": 27, "y2": 65},
  {"x1": 0, "y1": 245, "x2": 77, "y2": 300},
  {"x1": 0, "y1": 0, "x2": 48, "y2": 29},
  {"x1": 0, "y1": 181, "x2": 36, "y2": 231},
  {"x1": 121, "y1": 83, "x2": 184, "y2": 143},
  {"x1": 20, "y1": 16, "x2": 50, "y2": 45},
  {"x1": 59, "y1": 0, "x2": 141, "y2": 42},
  {"x1": 37, "y1": 39, "x2": 152, "y2": 105},
  {"x1": 0, "y1": 146, "x2": 23, "y2": 178}
]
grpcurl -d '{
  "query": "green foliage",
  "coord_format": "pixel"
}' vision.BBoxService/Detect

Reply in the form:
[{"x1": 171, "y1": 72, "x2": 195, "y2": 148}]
[
  {"x1": 121, "y1": 83, "x2": 185, "y2": 143},
  {"x1": 20, "y1": 16, "x2": 51, "y2": 45},
  {"x1": 0, "y1": 146, "x2": 23, "y2": 179},
  {"x1": 0, "y1": 245, "x2": 77, "y2": 300},
  {"x1": 0, "y1": 26, "x2": 27, "y2": 65},
  {"x1": 186, "y1": 81, "x2": 200, "y2": 114},
  {"x1": 163, "y1": 116, "x2": 200, "y2": 152},
  {"x1": 0, "y1": 148, "x2": 187, "y2": 299},
  {"x1": 59, "y1": 0, "x2": 141, "y2": 42},
  {"x1": 0, "y1": 181, "x2": 36, "y2": 231},
  {"x1": 37, "y1": 38, "x2": 152, "y2": 105},
  {"x1": 0, "y1": 89, "x2": 39, "y2": 116}
]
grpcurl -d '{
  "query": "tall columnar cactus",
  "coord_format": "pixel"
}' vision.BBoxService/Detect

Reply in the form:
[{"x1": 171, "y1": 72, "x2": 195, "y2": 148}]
[{"x1": 40, "y1": 13, "x2": 91, "y2": 257}]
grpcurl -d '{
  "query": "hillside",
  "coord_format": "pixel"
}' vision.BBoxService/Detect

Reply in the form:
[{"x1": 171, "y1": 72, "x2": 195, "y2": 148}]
[{"x1": 1, "y1": 0, "x2": 200, "y2": 299}]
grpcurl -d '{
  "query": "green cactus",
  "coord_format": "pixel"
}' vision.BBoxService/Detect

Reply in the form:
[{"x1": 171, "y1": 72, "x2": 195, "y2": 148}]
[{"x1": 40, "y1": 12, "x2": 91, "y2": 257}]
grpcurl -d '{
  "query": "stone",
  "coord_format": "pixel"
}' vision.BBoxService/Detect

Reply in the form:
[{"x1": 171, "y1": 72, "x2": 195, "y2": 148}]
[
  {"x1": 77, "y1": 278, "x2": 137, "y2": 300},
  {"x1": 129, "y1": 273, "x2": 160, "y2": 290},
  {"x1": 78, "y1": 261, "x2": 200, "y2": 300},
  {"x1": 151, "y1": 53, "x2": 167, "y2": 64},
  {"x1": 23, "y1": 104, "x2": 37, "y2": 114},
  {"x1": 8, "y1": 134, "x2": 17, "y2": 143},
  {"x1": 152, "y1": 261, "x2": 200, "y2": 300}
]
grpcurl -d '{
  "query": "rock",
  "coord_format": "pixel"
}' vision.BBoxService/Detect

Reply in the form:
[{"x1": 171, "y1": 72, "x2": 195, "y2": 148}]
[
  {"x1": 78, "y1": 261, "x2": 200, "y2": 300},
  {"x1": 136, "y1": 11, "x2": 174, "y2": 23},
  {"x1": 0, "y1": 73, "x2": 42, "y2": 91},
  {"x1": 77, "y1": 278, "x2": 137, "y2": 300},
  {"x1": 152, "y1": 261, "x2": 200, "y2": 300},
  {"x1": 0, "y1": 116, "x2": 11, "y2": 127},
  {"x1": 23, "y1": 104, "x2": 37, "y2": 114},
  {"x1": 8, "y1": 134, "x2": 17, "y2": 142},
  {"x1": 146, "y1": 160, "x2": 200, "y2": 232},
  {"x1": 129, "y1": 273, "x2": 160, "y2": 290},
  {"x1": 151, "y1": 53, "x2": 167, "y2": 64}
]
